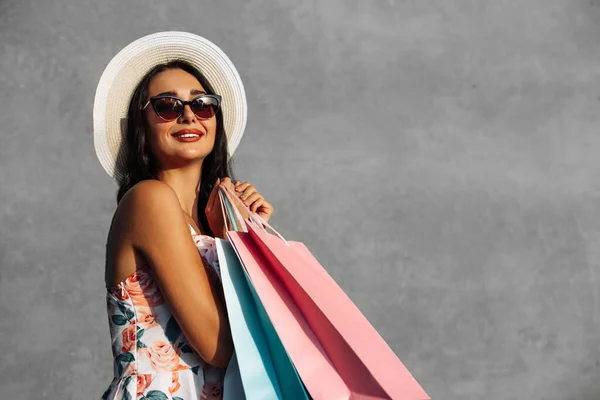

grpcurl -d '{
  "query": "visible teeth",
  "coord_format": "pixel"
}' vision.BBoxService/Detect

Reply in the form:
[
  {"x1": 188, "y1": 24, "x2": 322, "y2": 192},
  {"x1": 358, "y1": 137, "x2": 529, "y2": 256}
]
[{"x1": 175, "y1": 134, "x2": 200, "y2": 138}]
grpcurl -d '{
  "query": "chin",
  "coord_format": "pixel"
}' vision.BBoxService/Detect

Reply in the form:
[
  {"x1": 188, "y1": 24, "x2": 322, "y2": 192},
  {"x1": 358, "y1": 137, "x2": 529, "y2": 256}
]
[{"x1": 181, "y1": 148, "x2": 214, "y2": 161}]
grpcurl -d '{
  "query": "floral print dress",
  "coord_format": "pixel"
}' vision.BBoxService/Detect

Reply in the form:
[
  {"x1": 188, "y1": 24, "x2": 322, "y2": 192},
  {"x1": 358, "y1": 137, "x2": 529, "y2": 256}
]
[{"x1": 101, "y1": 226, "x2": 226, "y2": 400}]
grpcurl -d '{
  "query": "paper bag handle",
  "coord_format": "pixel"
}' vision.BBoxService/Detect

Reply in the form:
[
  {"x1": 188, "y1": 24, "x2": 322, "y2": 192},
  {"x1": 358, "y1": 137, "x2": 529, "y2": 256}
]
[{"x1": 218, "y1": 185, "x2": 290, "y2": 246}]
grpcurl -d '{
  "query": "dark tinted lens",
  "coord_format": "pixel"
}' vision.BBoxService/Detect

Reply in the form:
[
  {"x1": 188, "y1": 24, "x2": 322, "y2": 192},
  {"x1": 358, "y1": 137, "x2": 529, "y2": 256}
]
[
  {"x1": 153, "y1": 97, "x2": 182, "y2": 120},
  {"x1": 191, "y1": 97, "x2": 217, "y2": 119}
]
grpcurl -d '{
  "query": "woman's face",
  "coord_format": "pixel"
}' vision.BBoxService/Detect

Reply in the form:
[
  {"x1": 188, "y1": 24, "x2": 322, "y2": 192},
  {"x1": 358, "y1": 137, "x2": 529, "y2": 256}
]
[{"x1": 145, "y1": 68, "x2": 217, "y2": 171}]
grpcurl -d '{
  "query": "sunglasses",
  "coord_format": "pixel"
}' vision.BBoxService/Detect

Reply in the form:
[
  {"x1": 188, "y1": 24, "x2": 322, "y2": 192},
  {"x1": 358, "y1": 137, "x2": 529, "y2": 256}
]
[{"x1": 142, "y1": 94, "x2": 222, "y2": 121}]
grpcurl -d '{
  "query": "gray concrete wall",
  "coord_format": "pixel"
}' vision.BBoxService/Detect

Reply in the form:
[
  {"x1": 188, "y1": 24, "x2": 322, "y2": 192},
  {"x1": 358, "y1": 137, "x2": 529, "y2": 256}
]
[{"x1": 1, "y1": 0, "x2": 600, "y2": 398}]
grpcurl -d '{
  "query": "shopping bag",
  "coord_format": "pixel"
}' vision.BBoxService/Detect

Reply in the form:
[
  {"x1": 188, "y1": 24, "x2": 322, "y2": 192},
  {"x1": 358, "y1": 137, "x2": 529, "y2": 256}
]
[
  {"x1": 217, "y1": 239, "x2": 279, "y2": 398},
  {"x1": 246, "y1": 222, "x2": 429, "y2": 399},
  {"x1": 216, "y1": 190, "x2": 309, "y2": 399},
  {"x1": 228, "y1": 232, "x2": 354, "y2": 399},
  {"x1": 221, "y1": 186, "x2": 429, "y2": 399},
  {"x1": 217, "y1": 238, "x2": 308, "y2": 399}
]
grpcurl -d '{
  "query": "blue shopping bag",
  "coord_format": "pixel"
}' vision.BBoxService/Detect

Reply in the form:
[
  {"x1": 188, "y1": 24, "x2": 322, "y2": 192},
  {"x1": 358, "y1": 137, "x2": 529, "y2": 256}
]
[{"x1": 216, "y1": 238, "x2": 308, "y2": 400}]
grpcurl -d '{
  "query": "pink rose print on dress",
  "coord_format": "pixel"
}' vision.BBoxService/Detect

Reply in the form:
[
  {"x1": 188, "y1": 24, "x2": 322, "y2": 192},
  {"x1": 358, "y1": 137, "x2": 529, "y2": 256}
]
[
  {"x1": 121, "y1": 325, "x2": 136, "y2": 353},
  {"x1": 142, "y1": 340, "x2": 188, "y2": 374},
  {"x1": 136, "y1": 306, "x2": 157, "y2": 329},
  {"x1": 125, "y1": 269, "x2": 164, "y2": 307},
  {"x1": 168, "y1": 372, "x2": 181, "y2": 395},
  {"x1": 136, "y1": 374, "x2": 153, "y2": 396}
]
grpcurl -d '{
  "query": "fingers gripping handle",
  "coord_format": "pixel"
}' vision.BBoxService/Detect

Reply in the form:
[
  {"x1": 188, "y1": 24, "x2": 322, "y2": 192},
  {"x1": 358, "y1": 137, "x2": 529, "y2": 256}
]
[{"x1": 217, "y1": 186, "x2": 290, "y2": 246}]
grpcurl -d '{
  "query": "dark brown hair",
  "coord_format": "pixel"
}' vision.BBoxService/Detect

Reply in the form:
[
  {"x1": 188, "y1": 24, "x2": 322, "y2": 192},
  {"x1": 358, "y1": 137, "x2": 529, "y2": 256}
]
[{"x1": 116, "y1": 60, "x2": 234, "y2": 236}]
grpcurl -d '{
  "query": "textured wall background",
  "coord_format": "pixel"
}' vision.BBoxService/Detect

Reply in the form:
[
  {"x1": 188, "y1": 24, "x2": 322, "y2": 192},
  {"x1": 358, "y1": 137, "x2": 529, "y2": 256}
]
[{"x1": 1, "y1": 0, "x2": 600, "y2": 399}]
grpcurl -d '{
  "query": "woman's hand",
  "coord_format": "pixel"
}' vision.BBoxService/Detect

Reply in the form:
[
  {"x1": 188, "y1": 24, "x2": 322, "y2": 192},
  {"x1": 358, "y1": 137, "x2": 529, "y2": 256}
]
[
  {"x1": 205, "y1": 177, "x2": 274, "y2": 239},
  {"x1": 234, "y1": 180, "x2": 274, "y2": 223}
]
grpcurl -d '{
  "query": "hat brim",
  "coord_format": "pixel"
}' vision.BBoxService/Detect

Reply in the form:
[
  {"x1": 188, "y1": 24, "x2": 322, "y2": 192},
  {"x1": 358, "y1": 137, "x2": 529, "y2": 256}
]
[{"x1": 93, "y1": 31, "x2": 247, "y2": 181}]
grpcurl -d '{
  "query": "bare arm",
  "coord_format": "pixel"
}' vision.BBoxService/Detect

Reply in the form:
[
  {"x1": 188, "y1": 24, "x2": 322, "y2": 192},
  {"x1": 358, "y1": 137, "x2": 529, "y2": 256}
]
[{"x1": 119, "y1": 180, "x2": 233, "y2": 368}]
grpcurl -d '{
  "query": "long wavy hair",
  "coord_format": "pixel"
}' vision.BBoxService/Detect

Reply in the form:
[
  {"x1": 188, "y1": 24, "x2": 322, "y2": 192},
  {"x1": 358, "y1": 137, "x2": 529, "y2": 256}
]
[{"x1": 116, "y1": 60, "x2": 234, "y2": 236}]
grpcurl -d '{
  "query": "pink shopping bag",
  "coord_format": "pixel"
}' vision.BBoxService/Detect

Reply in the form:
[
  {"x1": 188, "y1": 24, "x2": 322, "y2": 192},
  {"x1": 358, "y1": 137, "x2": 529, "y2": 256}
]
[
  {"x1": 227, "y1": 232, "x2": 355, "y2": 400},
  {"x1": 220, "y1": 186, "x2": 429, "y2": 399},
  {"x1": 242, "y1": 222, "x2": 429, "y2": 400}
]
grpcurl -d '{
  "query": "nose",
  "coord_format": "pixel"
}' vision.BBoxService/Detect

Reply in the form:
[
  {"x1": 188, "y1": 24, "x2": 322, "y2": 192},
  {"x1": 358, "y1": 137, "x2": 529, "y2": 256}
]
[{"x1": 179, "y1": 104, "x2": 197, "y2": 123}]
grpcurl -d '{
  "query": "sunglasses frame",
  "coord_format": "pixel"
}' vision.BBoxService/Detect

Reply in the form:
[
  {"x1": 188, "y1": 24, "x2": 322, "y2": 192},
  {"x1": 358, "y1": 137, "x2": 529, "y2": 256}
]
[{"x1": 142, "y1": 94, "x2": 222, "y2": 121}]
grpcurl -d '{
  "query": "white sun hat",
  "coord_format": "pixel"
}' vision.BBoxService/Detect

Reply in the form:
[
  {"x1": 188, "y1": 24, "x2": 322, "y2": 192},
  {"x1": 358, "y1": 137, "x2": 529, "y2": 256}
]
[{"x1": 93, "y1": 31, "x2": 247, "y2": 180}]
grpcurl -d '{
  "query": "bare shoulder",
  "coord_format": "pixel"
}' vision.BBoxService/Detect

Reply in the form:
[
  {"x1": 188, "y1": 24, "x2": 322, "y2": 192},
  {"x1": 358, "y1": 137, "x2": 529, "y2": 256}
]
[
  {"x1": 116, "y1": 180, "x2": 180, "y2": 227},
  {"x1": 119, "y1": 179, "x2": 179, "y2": 214},
  {"x1": 115, "y1": 179, "x2": 190, "y2": 248},
  {"x1": 105, "y1": 180, "x2": 186, "y2": 287}
]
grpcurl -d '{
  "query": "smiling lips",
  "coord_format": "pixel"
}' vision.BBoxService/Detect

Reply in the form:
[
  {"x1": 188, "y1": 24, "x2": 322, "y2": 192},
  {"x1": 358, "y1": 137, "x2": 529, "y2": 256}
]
[{"x1": 172, "y1": 129, "x2": 204, "y2": 142}]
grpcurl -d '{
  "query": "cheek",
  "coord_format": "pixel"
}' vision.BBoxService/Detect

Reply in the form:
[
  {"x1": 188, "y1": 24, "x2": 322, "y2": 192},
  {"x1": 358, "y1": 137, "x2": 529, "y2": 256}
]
[
  {"x1": 145, "y1": 110, "x2": 171, "y2": 135},
  {"x1": 147, "y1": 121, "x2": 173, "y2": 147},
  {"x1": 203, "y1": 119, "x2": 218, "y2": 138}
]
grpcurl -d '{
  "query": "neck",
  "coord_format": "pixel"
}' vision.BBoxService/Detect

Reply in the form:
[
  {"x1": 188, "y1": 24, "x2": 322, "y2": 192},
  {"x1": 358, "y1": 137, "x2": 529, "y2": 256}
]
[{"x1": 157, "y1": 160, "x2": 203, "y2": 222}]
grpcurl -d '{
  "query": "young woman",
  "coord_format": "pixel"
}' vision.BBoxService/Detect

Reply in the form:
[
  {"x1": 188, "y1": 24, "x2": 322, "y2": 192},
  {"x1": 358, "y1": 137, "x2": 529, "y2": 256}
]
[{"x1": 95, "y1": 32, "x2": 272, "y2": 400}]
